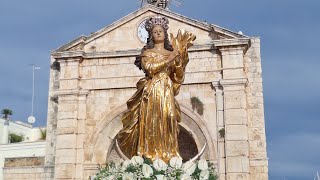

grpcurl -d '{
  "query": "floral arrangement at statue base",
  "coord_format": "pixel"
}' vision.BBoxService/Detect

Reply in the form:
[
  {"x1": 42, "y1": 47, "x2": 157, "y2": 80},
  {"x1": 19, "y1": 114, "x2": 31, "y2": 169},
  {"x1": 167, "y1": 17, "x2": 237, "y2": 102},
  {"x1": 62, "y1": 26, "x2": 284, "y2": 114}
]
[{"x1": 91, "y1": 156, "x2": 218, "y2": 180}]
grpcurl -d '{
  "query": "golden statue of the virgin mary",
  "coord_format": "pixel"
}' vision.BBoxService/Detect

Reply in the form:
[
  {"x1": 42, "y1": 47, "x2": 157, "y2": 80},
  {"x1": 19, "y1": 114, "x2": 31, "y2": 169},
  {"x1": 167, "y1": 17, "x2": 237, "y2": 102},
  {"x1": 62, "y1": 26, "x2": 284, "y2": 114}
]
[{"x1": 118, "y1": 16, "x2": 196, "y2": 162}]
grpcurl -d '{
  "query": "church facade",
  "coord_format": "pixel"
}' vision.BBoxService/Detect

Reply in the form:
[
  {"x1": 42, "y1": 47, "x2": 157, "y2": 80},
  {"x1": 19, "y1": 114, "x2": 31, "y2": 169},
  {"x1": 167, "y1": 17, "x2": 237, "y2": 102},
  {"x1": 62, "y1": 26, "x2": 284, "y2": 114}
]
[{"x1": 44, "y1": 5, "x2": 268, "y2": 180}]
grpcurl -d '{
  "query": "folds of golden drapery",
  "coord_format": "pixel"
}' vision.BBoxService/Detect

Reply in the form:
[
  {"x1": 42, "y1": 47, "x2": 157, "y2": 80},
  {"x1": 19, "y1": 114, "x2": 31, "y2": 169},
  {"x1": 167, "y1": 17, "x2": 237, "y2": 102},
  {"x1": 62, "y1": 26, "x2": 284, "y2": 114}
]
[{"x1": 118, "y1": 77, "x2": 147, "y2": 158}]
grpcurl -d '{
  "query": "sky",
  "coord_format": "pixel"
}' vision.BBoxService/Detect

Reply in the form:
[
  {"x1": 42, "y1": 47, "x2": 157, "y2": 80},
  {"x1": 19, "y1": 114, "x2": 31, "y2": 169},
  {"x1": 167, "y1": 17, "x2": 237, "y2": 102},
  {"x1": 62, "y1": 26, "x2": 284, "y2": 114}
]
[{"x1": 0, "y1": 0, "x2": 319, "y2": 179}]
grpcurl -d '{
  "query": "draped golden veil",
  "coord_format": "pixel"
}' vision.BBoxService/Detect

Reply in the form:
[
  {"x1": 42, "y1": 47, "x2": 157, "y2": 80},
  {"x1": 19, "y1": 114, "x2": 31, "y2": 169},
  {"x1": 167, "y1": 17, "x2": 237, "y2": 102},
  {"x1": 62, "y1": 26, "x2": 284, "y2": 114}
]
[{"x1": 118, "y1": 29, "x2": 196, "y2": 162}]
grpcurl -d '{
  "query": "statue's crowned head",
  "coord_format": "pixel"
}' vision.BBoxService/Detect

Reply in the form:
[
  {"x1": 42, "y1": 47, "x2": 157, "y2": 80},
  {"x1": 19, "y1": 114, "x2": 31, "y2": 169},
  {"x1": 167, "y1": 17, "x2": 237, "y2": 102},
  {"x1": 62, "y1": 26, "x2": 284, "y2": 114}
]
[
  {"x1": 145, "y1": 16, "x2": 169, "y2": 32},
  {"x1": 134, "y1": 15, "x2": 173, "y2": 71}
]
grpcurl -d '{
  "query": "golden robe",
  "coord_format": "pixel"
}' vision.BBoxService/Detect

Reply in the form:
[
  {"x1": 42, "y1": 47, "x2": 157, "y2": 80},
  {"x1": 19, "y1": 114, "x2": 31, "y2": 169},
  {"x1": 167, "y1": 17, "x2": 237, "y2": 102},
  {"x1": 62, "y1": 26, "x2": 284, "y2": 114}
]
[{"x1": 118, "y1": 30, "x2": 196, "y2": 162}]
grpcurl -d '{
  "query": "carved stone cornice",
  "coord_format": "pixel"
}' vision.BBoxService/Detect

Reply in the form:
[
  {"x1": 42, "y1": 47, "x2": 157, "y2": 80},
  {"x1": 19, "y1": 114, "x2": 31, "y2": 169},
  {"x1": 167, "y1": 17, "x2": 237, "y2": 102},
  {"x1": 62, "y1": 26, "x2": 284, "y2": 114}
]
[
  {"x1": 212, "y1": 78, "x2": 248, "y2": 87},
  {"x1": 52, "y1": 51, "x2": 85, "y2": 60},
  {"x1": 53, "y1": 90, "x2": 89, "y2": 97},
  {"x1": 213, "y1": 38, "x2": 251, "y2": 53},
  {"x1": 51, "y1": 43, "x2": 218, "y2": 60},
  {"x1": 220, "y1": 78, "x2": 248, "y2": 86},
  {"x1": 211, "y1": 80, "x2": 221, "y2": 88},
  {"x1": 213, "y1": 38, "x2": 250, "y2": 48}
]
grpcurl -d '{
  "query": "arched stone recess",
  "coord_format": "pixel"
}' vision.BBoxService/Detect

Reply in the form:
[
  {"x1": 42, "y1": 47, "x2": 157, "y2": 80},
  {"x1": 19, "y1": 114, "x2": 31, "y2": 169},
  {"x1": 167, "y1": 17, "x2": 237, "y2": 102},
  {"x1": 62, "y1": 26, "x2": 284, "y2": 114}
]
[
  {"x1": 85, "y1": 103, "x2": 217, "y2": 166},
  {"x1": 179, "y1": 105, "x2": 217, "y2": 161}
]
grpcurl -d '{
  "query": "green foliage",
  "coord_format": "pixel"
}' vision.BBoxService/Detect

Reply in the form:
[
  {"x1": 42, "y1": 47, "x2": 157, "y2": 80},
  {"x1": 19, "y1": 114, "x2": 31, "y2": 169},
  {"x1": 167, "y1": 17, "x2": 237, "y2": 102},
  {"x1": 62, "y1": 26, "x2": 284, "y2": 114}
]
[
  {"x1": 125, "y1": 164, "x2": 140, "y2": 173},
  {"x1": 9, "y1": 133, "x2": 24, "y2": 143},
  {"x1": 50, "y1": 60, "x2": 60, "y2": 71},
  {"x1": 191, "y1": 166, "x2": 202, "y2": 179},
  {"x1": 191, "y1": 161, "x2": 218, "y2": 180},
  {"x1": 142, "y1": 156, "x2": 153, "y2": 165},
  {"x1": 1, "y1": 108, "x2": 13, "y2": 119},
  {"x1": 190, "y1": 97, "x2": 204, "y2": 115},
  {"x1": 208, "y1": 162, "x2": 219, "y2": 180},
  {"x1": 39, "y1": 128, "x2": 47, "y2": 140},
  {"x1": 219, "y1": 128, "x2": 225, "y2": 138}
]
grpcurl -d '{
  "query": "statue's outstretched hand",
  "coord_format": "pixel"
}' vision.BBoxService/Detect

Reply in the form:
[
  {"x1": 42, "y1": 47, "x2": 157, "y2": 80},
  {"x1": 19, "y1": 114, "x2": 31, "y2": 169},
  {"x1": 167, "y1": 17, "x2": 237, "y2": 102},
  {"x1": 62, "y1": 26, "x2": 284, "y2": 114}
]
[{"x1": 167, "y1": 50, "x2": 180, "y2": 62}]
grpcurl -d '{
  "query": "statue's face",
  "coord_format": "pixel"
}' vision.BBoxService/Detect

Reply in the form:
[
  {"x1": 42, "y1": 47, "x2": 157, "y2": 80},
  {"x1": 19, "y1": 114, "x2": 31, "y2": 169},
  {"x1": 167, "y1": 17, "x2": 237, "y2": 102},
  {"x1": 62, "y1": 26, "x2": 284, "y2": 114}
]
[{"x1": 152, "y1": 25, "x2": 165, "y2": 43}]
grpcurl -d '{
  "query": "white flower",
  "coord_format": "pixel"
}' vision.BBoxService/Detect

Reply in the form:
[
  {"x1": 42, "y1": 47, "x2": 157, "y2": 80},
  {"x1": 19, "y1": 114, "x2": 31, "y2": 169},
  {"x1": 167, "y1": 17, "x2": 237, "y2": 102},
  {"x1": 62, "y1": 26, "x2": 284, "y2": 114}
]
[
  {"x1": 142, "y1": 164, "x2": 153, "y2": 178},
  {"x1": 122, "y1": 160, "x2": 132, "y2": 170},
  {"x1": 122, "y1": 173, "x2": 134, "y2": 180},
  {"x1": 181, "y1": 174, "x2": 192, "y2": 180},
  {"x1": 155, "y1": 174, "x2": 167, "y2": 180},
  {"x1": 115, "y1": 162, "x2": 121, "y2": 169},
  {"x1": 109, "y1": 165, "x2": 117, "y2": 173},
  {"x1": 200, "y1": 169, "x2": 209, "y2": 180},
  {"x1": 131, "y1": 156, "x2": 144, "y2": 165},
  {"x1": 105, "y1": 175, "x2": 115, "y2": 180},
  {"x1": 153, "y1": 158, "x2": 168, "y2": 171},
  {"x1": 182, "y1": 161, "x2": 197, "y2": 175},
  {"x1": 169, "y1": 156, "x2": 183, "y2": 169},
  {"x1": 198, "y1": 159, "x2": 208, "y2": 170}
]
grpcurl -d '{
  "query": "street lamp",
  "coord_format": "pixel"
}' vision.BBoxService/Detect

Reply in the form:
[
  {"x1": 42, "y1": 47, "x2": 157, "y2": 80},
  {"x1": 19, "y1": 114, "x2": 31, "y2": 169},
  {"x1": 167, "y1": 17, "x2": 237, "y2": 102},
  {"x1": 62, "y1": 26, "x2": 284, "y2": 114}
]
[{"x1": 28, "y1": 64, "x2": 40, "y2": 126}]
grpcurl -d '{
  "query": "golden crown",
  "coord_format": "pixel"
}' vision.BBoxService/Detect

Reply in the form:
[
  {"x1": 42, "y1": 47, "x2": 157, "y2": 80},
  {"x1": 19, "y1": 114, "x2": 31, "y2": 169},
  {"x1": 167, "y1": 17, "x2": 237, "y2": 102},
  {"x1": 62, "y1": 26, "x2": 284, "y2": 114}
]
[{"x1": 145, "y1": 16, "x2": 169, "y2": 32}]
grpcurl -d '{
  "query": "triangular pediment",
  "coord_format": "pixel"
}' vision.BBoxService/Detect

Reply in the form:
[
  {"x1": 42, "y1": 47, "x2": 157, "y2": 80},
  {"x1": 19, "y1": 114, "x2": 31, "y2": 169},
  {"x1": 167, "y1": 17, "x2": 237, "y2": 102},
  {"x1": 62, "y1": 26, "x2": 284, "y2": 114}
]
[{"x1": 53, "y1": 5, "x2": 248, "y2": 53}]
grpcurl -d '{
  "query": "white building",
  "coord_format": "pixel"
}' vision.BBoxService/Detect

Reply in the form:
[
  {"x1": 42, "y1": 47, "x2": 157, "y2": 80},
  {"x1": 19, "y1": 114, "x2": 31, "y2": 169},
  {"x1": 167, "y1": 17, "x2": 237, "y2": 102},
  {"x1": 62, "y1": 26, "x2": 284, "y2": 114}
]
[
  {"x1": 0, "y1": 118, "x2": 47, "y2": 180},
  {"x1": 0, "y1": 118, "x2": 44, "y2": 144}
]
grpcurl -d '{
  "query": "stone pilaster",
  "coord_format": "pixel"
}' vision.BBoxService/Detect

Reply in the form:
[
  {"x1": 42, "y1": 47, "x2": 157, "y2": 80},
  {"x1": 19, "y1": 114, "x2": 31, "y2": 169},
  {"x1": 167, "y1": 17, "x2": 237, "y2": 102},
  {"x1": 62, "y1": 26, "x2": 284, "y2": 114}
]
[
  {"x1": 212, "y1": 82, "x2": 226, "y2": 180},
  {"x1": 220, "y1": 47, "x2": 245, "y2": 79},
  {"x1": 53, "y1": 58, "x2": 88, "y2": 180},
  {"x1": 75, "y1": 91, "x2": 88, "y2": 180},
  {"x1": 45, "y1": 56, "x2": 60, "y2": 166},
  {"x1": 221, "y1": 79, "x2": 249, "y2": 180},
  {"x1": 217, "y1": 44, "x2": 250, "y2": 180}
]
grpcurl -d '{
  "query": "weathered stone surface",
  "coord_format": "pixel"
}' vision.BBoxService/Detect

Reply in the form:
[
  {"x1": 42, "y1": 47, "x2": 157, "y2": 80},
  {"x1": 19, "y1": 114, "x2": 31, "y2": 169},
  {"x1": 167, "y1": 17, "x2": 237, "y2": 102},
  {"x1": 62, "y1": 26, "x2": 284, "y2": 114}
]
[
  {"x1": 3, "y1": 166, "x2": 54, "y2": 180},
  {"x1": 248, "y1": 128, "x2": 266, "y2": 141},
  {"x1": 219, "y1": 158, "x2": 226, "y2": 173},
  {"x1": 226, "y1": 141, "x2": 249, "y2": 157},
  {"x1": 226, "y1": 125, "x2": 248, "y2": 141},
  {"x1": 54, "y1": 164, "x2": 75, "y2": 179},
  {"x1": 227, "y1": 173, "x2": 249, "y2": 180},
  {"x1": 55, "y1": 156, "x2": 76, "y2": 164},
  {"x1": 225, "y1": 109, "x2": 248, "y2": 125},
  {"x1": 244, "y1": 37, "x2": 268, "y2": 178},
  {"x1": 226, "y1": 157, "x2": 249, "y2": 173},
  {"x1": 55, "y1": 134, "x2": 77, "y2": 149},
  {"x1": 4, "y1": 157, "x2": 44, "y2": 167},
  {"x1": 55, "y1": 149, "x2": 76, "y2": 157},
  {"x1": 250, "y1": 173, "x2": 268, "y2": 180},
  {"x1": 224, "y1": 91, "x2": 247, "y2": 109}
]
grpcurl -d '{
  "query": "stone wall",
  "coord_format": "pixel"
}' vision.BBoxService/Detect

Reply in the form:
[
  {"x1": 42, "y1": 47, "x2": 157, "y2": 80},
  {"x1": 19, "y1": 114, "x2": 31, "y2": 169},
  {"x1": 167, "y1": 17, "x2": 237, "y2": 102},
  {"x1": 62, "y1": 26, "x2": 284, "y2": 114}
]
[
  {"x1": 0, "y1": 141, "x2": 46, "y2": 180},
  {"x1": 45, "y1": 56, "x2": 60, "y2": 166},
  {"x1": 3, "y1": 157, "x2": 54, "y2": 180},
  {"x1": 209, "y1": 37, "x2": 268, "y2": 180},
  {"x1": 244, "y1": 38, "x2": 268, "y2": 179},
  {"x1": 3, "y1": 166, "x2": 54, "y2": 180},
  {"x1": 4, "y1": 157, "x2": 44, "y2": 167}
]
